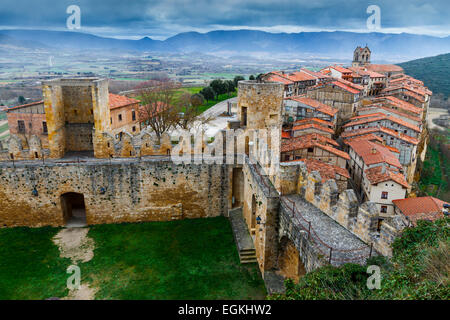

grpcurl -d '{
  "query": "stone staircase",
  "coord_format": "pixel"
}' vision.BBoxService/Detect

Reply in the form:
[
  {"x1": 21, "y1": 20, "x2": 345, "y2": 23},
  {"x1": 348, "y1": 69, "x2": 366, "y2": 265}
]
[{"x1": 229, "y1": 207, "x2": 258, "y2": 264}]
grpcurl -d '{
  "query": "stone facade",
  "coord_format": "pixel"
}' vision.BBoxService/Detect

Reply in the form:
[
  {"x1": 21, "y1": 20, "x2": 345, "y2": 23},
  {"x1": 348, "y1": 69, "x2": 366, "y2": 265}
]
[
  {"x1": 0, "y1": 159, "x2": 228, "y2": 228},
  {"x1": 237, "y1": 81, "x2": 284, "y2": 129}
]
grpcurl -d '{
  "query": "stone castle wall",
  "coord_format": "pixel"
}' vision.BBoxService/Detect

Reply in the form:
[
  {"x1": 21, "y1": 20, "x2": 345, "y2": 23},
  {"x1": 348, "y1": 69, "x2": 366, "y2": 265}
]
[
  {"x1": 279, "y1": 161, "x2": 405, "y2": 256},
  {"x1": 0, "y1": 159, "x2": 228, "y2": 228}
]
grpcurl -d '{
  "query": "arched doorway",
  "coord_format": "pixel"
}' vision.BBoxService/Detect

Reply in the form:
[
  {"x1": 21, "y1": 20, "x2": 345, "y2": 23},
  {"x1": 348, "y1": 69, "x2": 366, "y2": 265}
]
[
  {"x1": 61, "y1": 192, "x2": 87, "y2": 227},
  {"x1": 278, "y1": 236, "x2": 306, "y2": 283}
]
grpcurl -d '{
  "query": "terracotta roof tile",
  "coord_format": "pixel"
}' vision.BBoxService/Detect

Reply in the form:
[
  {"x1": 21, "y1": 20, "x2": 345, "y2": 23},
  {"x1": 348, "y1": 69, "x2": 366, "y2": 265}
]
[
  {"x1": 392, "y1": 196, "x2": 448, "y2": 225},
  {"x1": 292, "y1": 123, "x2": 334, "y2": 134},
  {"x1": 293, "y1": 118, "x2": 334, "y2": 128},
  {"x1": 347, "y1": 139, "x2": 402, "y2": 168},
  {"x1": 109, "y1": 93, "x2": 139, "y2": 110},
  {"x1": 366, "y1": 64, "x2": 404, "y2": 73},
  {"x1": 281, "y1": 135, "x2": 349, "y2": 159},
  {"x1": 8, "y1": 100, "x2": 44, "y2": 111},
  {"x1": 378, "y1": 96, "x2": 423, "y2": 115},
  {"x1": 341, "y1": 126, "x2": 418, "y2": 145},
  {"x1": 285, "y1": 158, "x2": 350, "y2": 180},
  {"x1": 344, "y1": 113, "x2": 421, "y2": 132},
  {"x1": 364, "y1": 165, "x2": 409, "y2": 188},
  {"x1": 286, "y1": 96, "x2": 338, "y2": 116}
]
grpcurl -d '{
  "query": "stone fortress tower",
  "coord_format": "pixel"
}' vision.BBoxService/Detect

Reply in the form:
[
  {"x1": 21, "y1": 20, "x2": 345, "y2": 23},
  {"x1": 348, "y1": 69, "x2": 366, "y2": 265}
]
[
  {"x1": 237, "y1": 80, "x2": 284, "y2": 130},
  {"x1": 42, "y1": 78, "x2": 111, "y2": 159},
  {"x1": 352, "y1": 46, "x2": 371, "y2": 67}
]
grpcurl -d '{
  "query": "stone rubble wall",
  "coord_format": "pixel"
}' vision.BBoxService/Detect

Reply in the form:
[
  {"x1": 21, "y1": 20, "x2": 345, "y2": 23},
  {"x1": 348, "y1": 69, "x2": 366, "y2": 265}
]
[{"x1": 0, "y1": 160, "x2": 228, "y2": 228}]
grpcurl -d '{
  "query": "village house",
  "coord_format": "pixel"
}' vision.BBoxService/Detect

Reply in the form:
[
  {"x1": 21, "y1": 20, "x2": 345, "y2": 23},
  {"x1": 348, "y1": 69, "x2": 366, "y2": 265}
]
[
  {"x1": 348, "y1": 67, "x2": 386, "y2": 96},
  {"x1": 283, "y1": 96, "x2": 338, "y2": 128},
  {"x1": 281, "y1": 133, "x2": 349, "y2": 168},
  {"x1": 109, "y1": 94, "x2": 141, "y2": 136},
  {"x1": 372, "y1": 96, "x2": 424, "y2": 120},
  {"x1": 320, "y1": 65, "x2": 353, "y2": 82},
  {"x1": 262, "y1": 70, "x2": 317, "y2": 96},
  {"x1": 366, "y1": 64, "x2": 404, "y2": 78},
  {"x1": 6, "y1": 100, "x2": 48, "y2": 150},
  {"x1": 286, "y1": 158, "x2": 350, "y2": 192},
  {"x1": 392, "y1": 196, "x2": 449, "y2": 227},
  {"x1": 291, "y1": 122, "x2": 334, "y2": 138},
  {"x1": 306, "y1": 78, "x2": 363, "y2": 124},
  {"x1": 346, "y1": 139, "x2": 405, "y2": 197},
  {"x1": 342, "y1": 112, "x2": 421, "y2": 139},
  {"x1": 362, "y1": 164, "x2": 409, "y2": 219}
]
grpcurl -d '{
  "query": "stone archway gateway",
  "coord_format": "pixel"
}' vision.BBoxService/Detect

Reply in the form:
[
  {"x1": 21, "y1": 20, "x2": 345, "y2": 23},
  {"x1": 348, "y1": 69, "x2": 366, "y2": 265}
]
[
  {"x1": 278, "y1": 236, "x2": 306, "y2": 283},
  {"x1": 60, "y1": 192, "x2": 87, "y2": 227}
]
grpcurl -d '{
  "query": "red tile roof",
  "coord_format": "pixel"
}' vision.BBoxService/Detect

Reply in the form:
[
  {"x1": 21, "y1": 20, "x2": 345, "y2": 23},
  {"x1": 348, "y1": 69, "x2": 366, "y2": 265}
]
[
  {"x1": 336, "y1": 78, "x2": 365, "y2": 91},
  {"x1": 294, "y1": 132, "x2": 339, "y2": 146},
  {"x1": 344, "y1": 113, "x2": 421, "y2": 132},
  {"x1": 347, "y1": 139, "x2": 402, "y2": 168},
  {"x1": 109, "y1": 94, "x2": 139, "y2": 110},
  {"x1": 332, "y1": 81, "x2": 361, "y2": 94},
  {"x1": 286, "y1": 71, "x2": 317, "y2": 82},
  {"x1": 293, "y1": 117, "x2": 334, "y2": 128},
  {"x1": 285, "y1": 158, "x2": 350, "y2": 180},
  {"x1": 366, "y1": 64, "x2": 404, "y2": 74},
  {"x1": 8, "y1": 100, "x2": 44, "y2": 111},
  {"x1": 329, "y1": 65, "x2": 353, "y2": 74},
  {"x1": 292, "y1": 123, "x2": 334, "y2": 134},
  {"x1": 265, "y1": 73, "x2": 294, "y2": 85},
  {"x1": 374, "y1": 96, "x2": 423, "y2": 116},
  {"x1": 341, "y1": 126, "x2": 419, "y2": 145},
  {"x1": 359, "y1": 105, "x2": 422, "y2": 123},
  {"x1": 364, "y1": 165, "x2": 409, "y2": 188},
  {"x1": 392, "y1": 196, "x2": 448, "y2": 225},
  {"x1": 286, "y1": 96, "x2": 338, "y2": 116},
  {"x1": 300, "y1": 68, "x2": 331, "y2": 79},
  {"x1": 343, "y1": 133, "x2": 383, "y2": 144},
  {"x1": 281, "y1": 135, "x2": 349, "y2": 159}
]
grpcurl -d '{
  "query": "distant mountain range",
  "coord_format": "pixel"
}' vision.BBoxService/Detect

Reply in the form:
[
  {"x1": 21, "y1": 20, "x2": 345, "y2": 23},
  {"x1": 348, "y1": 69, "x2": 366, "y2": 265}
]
[
  {"x1": 1, "y1": 29, "x2": 450, "y2": 62},
  {"x1": 399, "y1": 53, "x2": 450, "y2": 98}
]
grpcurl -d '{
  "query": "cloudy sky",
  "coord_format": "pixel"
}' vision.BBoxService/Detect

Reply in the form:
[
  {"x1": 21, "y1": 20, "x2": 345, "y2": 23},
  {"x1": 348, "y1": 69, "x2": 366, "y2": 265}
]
[{"x1": 0, "y1": 0, "x2": 449, "y2": 39}]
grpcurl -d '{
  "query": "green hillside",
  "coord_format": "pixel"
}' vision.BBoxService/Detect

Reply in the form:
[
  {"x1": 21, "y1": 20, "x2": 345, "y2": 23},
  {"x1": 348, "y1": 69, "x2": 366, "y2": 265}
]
[{"x1": 398, "y1": 53, "x2": 450, "y2": 98}]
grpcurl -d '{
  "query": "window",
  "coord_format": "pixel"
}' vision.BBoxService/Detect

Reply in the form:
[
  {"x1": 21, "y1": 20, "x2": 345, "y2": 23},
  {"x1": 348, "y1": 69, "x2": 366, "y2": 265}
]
[
  {"x1": 132, "y1": 110, "x2": 136, "y2": 121},
  {"x1": 110, "y1": 117, "x2": 112, "y2": 124},
  {"x1": 132, "y1": 126, "x2": 136, "y2": 132},
  {"x1": 118, "y1": 114, "x2": 122, "y2": 121},
  {"x1": 381, "y1": 191, "x2": 388, "y2": 199},
  {"x1": 42, "y1": 121, "x2": 48, "y2": 134},
  {"x1": 28, "y1": 122, "x2": 32, "y2": 129},
  {"x1": 307, "y1": 147, "x2": 314, "y2": 153},
  {"x1": 18, "y1": 120, "x2": 25, "y2": 133},
  {"x1": 380, "y1": 206, "x2": 387, "y2": 213}
]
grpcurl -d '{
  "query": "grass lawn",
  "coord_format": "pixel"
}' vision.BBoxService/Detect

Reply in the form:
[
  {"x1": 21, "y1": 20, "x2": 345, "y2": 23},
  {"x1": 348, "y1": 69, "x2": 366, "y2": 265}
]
[
  {"x1": 0, "y1": 217, "x2": 266, "y2": 300},
  {"x1": 0, "y1": 227, "x2": 70, "y2": 299}
]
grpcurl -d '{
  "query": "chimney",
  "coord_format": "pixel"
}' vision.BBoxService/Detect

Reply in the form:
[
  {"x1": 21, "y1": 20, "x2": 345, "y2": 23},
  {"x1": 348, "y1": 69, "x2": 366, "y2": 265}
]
[{"x1": 371, "y1": 147, "x2": 377, "y2": 154}]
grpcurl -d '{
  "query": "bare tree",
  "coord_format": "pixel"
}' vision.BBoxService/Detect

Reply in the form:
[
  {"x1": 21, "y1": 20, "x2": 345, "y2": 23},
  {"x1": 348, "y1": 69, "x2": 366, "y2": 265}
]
[{"x1": 137, "y1": 80, "x2": 180, "y2": 143}]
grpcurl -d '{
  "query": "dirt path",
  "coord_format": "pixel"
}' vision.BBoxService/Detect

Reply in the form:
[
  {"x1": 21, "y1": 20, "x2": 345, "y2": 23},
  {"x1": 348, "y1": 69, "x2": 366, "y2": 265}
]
[{"x1": 53, "y1": 228, "x2": 98, "y2": 300}]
